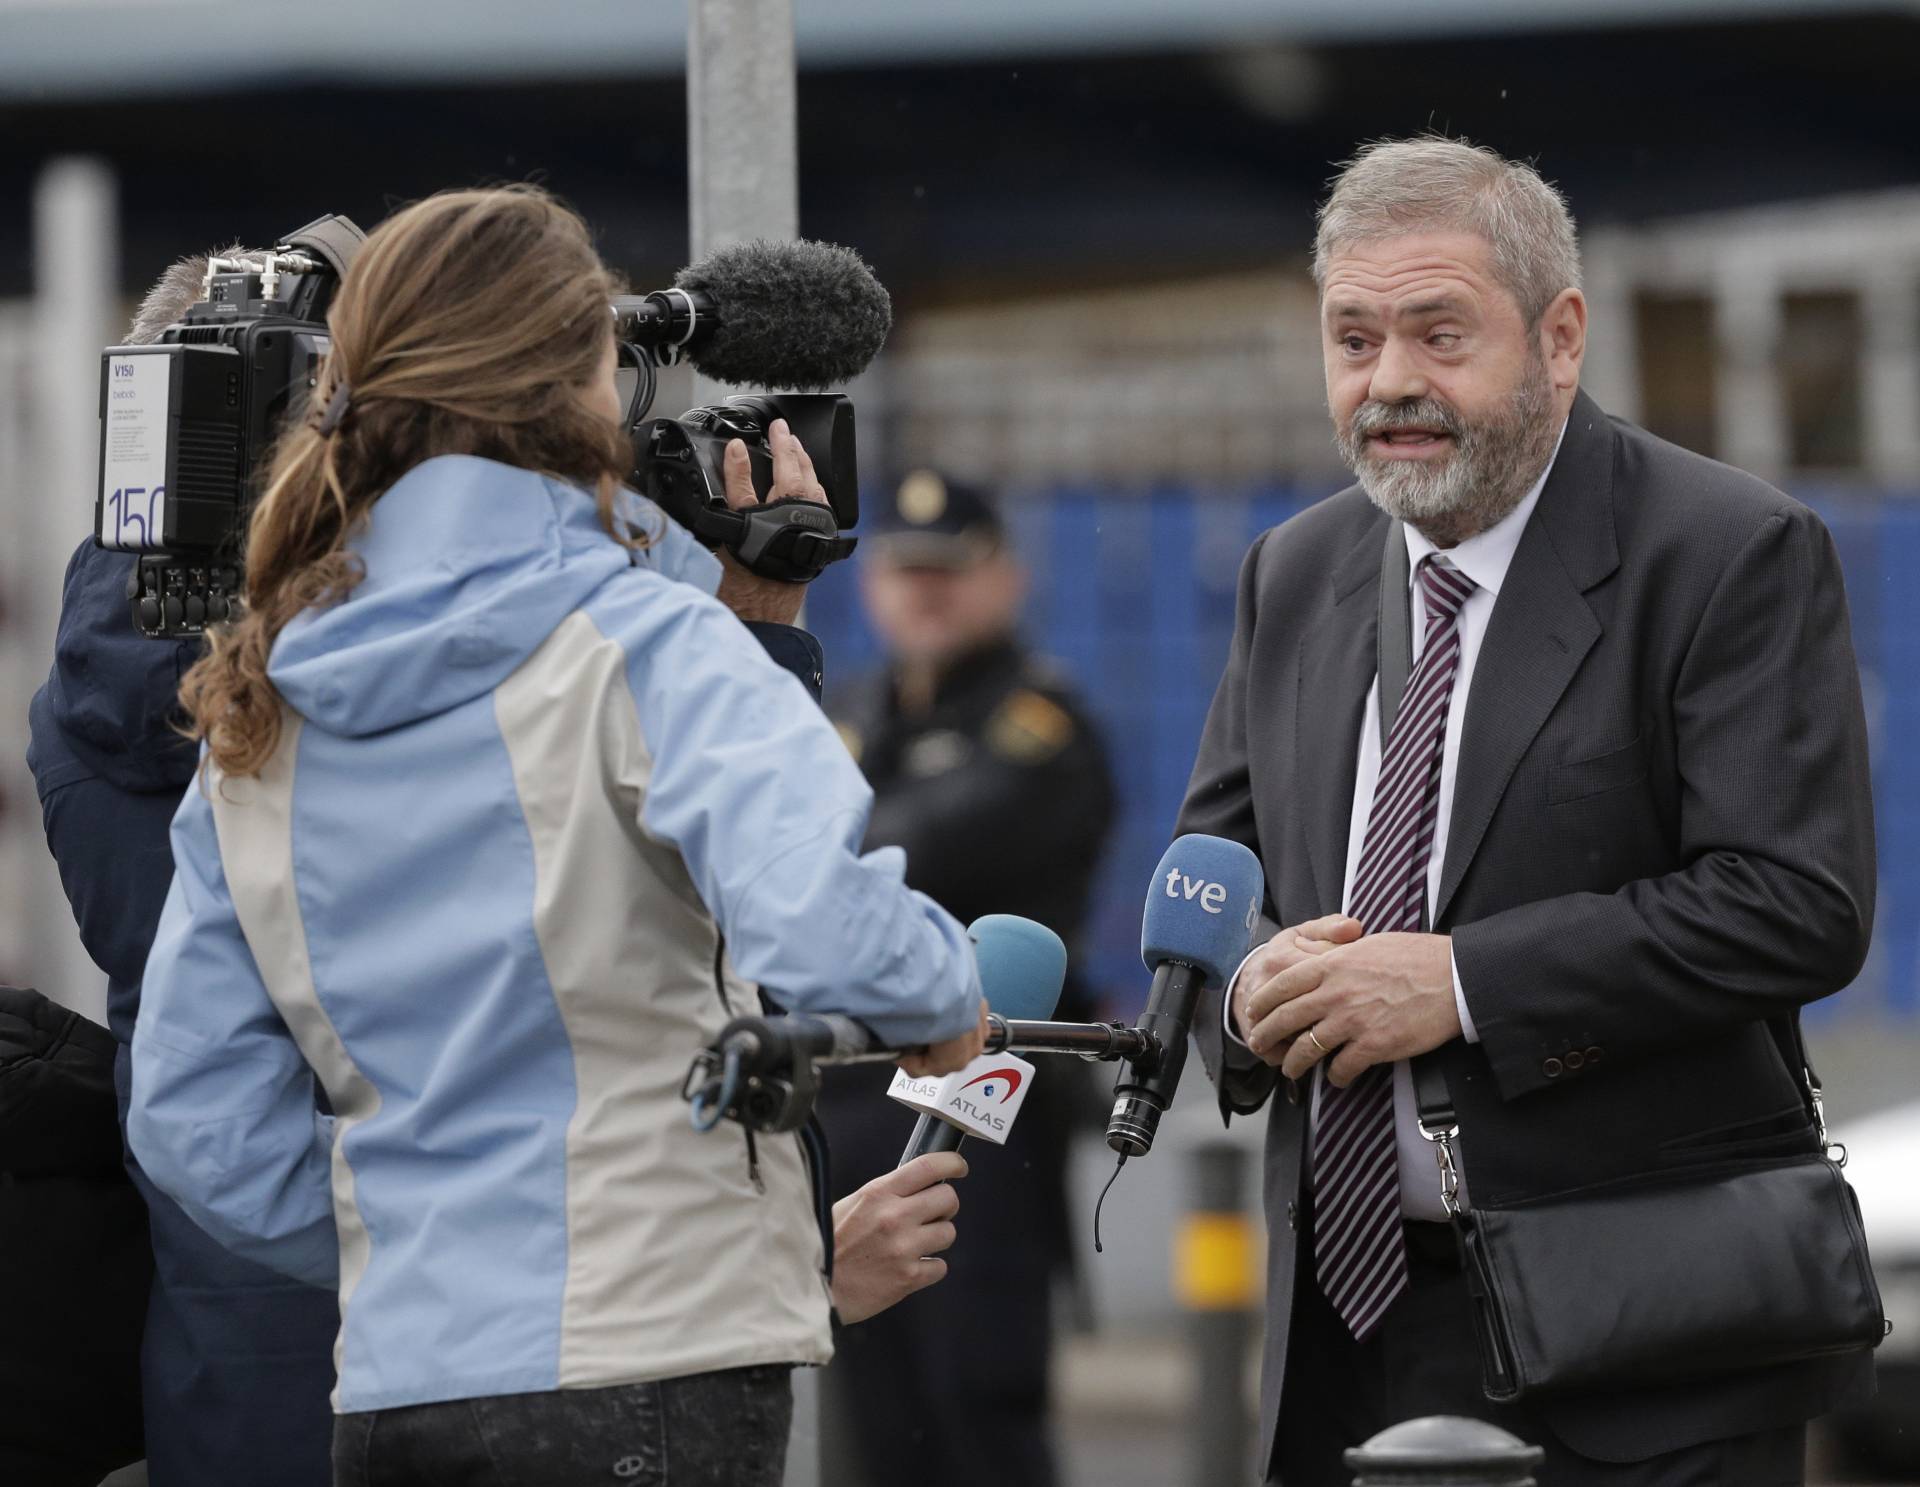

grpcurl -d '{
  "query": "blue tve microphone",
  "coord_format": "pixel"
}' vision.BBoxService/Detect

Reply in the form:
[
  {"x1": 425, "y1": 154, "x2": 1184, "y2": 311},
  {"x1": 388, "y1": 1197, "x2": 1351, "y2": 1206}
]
[
  {"x1": 898, "y1": 914, "x2": 1068, "y2": 1164},
  {"x1": 1106, "y1": 834, "x2": 1265, "y2": 1157}
]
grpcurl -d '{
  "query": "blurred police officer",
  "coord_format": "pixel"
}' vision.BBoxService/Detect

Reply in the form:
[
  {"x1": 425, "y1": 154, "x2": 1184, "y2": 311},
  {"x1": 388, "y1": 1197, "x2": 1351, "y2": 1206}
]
[{"x1": 817, "y1": 470, "x2": 1115, "y2": 1487}]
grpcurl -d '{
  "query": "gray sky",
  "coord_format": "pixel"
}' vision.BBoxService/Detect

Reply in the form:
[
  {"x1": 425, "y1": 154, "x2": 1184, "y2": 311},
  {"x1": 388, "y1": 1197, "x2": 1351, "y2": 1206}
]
[{"x1": 0, "y1": 0, "x2": 1910, "y2": 100}]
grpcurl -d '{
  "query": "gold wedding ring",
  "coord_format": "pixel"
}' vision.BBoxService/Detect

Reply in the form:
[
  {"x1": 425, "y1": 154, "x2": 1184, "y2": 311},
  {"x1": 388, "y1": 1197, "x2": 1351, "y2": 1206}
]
[{"x1": 1306, "y1": 1027, "x2": 1330, "y2": 1057}]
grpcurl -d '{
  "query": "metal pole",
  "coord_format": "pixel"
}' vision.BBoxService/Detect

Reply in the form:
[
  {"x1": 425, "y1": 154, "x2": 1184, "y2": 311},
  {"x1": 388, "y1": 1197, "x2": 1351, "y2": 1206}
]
[
  {"x1": 687, "y1": 0, "x2": 798, "y2": 407},
  {"x1": 1176, "y1": 1142, "x2": 1257, "y2": 1486},
  {"x1": 686, "y1": 9, "x2": 809, "y2": 1482},
  {"x1": 1711, "y1": 257, "x2": 1788, "y2": 483},
  {"x1": 12, "y1": 157, "x2": 117, "y2": 1020},
  {"x1": 1862, "y1": 267, "x2": 1920, "y2": 484},
  {"x1": 1574, "y1": 230, "x2": 1641, "y2": 425}
]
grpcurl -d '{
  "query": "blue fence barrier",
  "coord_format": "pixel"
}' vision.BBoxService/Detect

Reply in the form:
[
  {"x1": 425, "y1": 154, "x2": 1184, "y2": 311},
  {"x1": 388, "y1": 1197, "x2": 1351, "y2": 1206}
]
[{"x1": 807, "y1": 485, "x2": 1915, "y2": 1022}]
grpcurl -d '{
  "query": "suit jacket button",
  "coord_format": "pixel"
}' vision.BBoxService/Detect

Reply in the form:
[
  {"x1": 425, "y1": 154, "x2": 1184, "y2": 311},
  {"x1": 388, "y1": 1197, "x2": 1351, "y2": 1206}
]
[
  {"x1": 1543, "y1": 1057, "x2": 1564, "y2": 1078},
  {"x1": 1286, "y1": 1200, "x2": 1299, "y2": 1231},
  {"x1": 1286, "y1": 1079, "x2": 1302, "y2": 1105},
  {"x1": 1564, "y1": 1050, "x2": 1585, "y2": 1072},
  {"x1": 1585, "y1": 1045, "x2": 1604, "y2": 1064}
]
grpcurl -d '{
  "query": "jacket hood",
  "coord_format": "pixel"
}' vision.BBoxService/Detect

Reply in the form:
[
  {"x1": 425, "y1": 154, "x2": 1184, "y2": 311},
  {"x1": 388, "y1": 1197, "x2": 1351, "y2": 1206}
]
[
  {"x1": 268, "y1": 456, "x2": 720, "y2": 737},
  {"x1": 28, "y1": 539, "x2": 201, "y2": 798}
]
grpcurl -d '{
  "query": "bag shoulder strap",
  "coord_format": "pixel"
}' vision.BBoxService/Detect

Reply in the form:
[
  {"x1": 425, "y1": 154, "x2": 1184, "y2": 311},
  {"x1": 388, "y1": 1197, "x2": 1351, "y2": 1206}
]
[
  {"x1": 1775, "y1": 1012, "x2": 1833, "y2": 1146},
  {"x1": 1413, "y1": 1048, "x2": 1455, "y2": 1131}
]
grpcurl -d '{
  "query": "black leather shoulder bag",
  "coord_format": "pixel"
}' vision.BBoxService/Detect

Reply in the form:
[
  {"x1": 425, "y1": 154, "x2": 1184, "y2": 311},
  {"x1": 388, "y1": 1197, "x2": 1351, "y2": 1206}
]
[
  {"x1": 1410, "y1": 1049, "x2": 1885, "y2": 1401},
  {"x1": 1378, "y1": 520, "x2": 1886, "y2": 1401}
]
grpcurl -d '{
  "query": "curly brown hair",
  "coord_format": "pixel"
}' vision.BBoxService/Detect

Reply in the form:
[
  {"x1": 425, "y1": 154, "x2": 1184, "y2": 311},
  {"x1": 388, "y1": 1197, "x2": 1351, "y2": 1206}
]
[{"x1": 179, "y1": 185, "x2": 636, "y2": 779}]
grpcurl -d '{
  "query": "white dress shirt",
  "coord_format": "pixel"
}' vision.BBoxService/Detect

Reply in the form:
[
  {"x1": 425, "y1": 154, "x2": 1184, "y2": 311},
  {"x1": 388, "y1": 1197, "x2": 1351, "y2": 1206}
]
[{"x1": 1226, "y1": 425, "x2": 1565, "y2": 1220}]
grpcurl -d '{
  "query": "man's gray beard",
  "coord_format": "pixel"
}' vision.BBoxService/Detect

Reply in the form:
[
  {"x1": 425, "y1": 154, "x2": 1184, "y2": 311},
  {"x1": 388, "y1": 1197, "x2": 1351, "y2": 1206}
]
[{"x1": 1337, "y1": 354, "x2": 1558, "y2": 546}]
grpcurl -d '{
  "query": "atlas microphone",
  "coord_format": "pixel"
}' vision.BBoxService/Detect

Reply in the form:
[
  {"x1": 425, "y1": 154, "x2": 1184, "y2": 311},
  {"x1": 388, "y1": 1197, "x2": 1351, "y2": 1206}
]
[
  {"x1": 892, "y1": 915, "x2": 1069, "y2": 1164},
  {"x1": 1105, "y1": 835, "x2": 1265, "y2": 1159}
]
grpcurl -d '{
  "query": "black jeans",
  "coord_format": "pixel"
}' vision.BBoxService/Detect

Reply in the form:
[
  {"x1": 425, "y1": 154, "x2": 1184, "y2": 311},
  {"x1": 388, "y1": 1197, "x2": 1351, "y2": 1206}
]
[{"x1": 332, "y1": 1366, "x2": 793, "y2": 1487}]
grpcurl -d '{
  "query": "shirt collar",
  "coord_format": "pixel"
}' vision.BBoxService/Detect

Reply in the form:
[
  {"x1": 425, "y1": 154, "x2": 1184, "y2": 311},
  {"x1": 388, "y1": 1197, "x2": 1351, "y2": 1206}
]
[{"x1": 1402, "y1": 418, "x2": 1568, "y2": 600}]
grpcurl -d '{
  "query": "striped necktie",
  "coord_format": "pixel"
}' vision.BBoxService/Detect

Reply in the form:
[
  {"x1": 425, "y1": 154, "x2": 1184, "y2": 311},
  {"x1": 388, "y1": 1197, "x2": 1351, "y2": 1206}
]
[{"x1": 1313, "y1": 554, "x2": 1477, "y2": 1340}]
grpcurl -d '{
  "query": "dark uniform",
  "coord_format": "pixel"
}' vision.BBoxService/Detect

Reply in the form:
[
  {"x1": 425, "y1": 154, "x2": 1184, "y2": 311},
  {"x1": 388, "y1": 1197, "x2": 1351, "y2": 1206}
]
[
  {"x1": 26, "y1": 540, "x2": 339, "y2": 1487},
  {"x1": 817, "y1": 476, "x2": 1115, "y2": 1487}
]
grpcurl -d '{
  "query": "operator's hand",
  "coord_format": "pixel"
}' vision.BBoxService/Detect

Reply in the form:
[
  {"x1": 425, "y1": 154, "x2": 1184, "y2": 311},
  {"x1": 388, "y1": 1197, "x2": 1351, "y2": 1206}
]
[
  {"x1": 829, "y1": 1152, "x2": 966, "y2": 1324},
  {"x1": 714, "y1": 418, "x2": 829, "y2": 626},
  {"x1": 897, "y1": 1002, "x2": 990, "y2": 1080}
]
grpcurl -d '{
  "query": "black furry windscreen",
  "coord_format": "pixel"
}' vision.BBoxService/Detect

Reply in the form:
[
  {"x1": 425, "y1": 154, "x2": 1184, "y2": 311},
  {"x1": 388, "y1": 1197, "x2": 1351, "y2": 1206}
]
[{"x1": 675, "y1": 239, "x2": 893, "y2": 389}]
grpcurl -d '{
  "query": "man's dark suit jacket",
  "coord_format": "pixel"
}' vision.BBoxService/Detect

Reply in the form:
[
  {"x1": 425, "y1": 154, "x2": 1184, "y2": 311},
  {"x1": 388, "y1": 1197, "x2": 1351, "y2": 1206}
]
[{"x1": 1178, "y1": 390, "x2": 1878, "y2": 1469}]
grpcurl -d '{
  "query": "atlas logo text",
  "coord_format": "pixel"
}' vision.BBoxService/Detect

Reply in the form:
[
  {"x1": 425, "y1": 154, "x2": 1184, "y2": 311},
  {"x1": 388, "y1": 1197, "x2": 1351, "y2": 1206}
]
[
  {"x1": 945, "y1": 1096, "x2": 1009, "y2": 1132},
  {"x1": 1165, "y1": 869, "x2": 1229, "y2": 914}
]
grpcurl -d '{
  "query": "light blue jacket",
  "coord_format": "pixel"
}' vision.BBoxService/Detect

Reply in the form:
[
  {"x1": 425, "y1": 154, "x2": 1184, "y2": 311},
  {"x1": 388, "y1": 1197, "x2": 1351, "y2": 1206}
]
[{"x1": 129, "y1": 456, "x2": 981, "y2": 1411}]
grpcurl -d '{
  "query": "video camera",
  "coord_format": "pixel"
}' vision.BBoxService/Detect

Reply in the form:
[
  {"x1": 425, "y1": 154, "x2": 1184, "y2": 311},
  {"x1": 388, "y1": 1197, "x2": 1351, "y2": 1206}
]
[
  {"x1": 609, "y1": 236, "x2": 895, "y2": 584},
  {"x1": 610, "y1": 299, "x2": 860, "y2": 586},
  {"x1": 100, "y1": 222, "x2": 888, "y2": 638},
  {"x1": 97, "y1": 216, "x2": 364, "y2": 637}
]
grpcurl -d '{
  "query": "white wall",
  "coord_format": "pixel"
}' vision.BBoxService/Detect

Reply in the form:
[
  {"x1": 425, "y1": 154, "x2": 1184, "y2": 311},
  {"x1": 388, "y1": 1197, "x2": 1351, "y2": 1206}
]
[{"x1": 0, "y1": 158, "x2": 119, "y2": 1020}]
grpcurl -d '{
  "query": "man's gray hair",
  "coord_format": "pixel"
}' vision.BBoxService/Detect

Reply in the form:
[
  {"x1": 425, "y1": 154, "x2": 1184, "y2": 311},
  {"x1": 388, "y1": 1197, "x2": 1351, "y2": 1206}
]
[
  {"x1": 126, "y1": 243, "x2": 261, "y2": 345},
  {"x1": 1312, "y1": 137, "x2": 1581, "y2": 325}
]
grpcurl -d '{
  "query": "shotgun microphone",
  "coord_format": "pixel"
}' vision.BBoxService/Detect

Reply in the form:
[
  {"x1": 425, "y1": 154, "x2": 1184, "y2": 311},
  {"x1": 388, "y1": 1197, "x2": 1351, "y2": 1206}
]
[{"x1": 612, "y1": 238, "x2": 891, "y2": 390}]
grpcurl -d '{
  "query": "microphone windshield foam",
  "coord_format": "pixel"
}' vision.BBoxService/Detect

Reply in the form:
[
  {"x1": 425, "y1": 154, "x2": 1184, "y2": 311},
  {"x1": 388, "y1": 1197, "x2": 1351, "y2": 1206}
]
[
  {"x1": 1141, "y1": 834, "x2": 1265, "y2": 987},
  {"x1": 968, "y1": 915, "x2": 1067, "y2": 1022},
  {"x1": 675, "y1": 238, "x2": 892, "y2": 390}
]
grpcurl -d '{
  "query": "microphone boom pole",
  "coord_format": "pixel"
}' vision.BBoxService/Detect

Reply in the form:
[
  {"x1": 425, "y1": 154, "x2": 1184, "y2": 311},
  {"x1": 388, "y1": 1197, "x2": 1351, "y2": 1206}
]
[
  {"x1": 992, "y1": 1018, "x2": 1154, "y2": 1061},
  {"x1": 682, "y1": 1014, "x2": 1161, "y2": 1137}
]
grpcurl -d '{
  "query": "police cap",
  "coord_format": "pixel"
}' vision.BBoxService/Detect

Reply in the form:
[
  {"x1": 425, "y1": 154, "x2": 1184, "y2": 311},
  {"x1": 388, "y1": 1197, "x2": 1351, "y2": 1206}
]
[{"x1": 867, "y1": 469, "x2": 1005, "y2": 569}]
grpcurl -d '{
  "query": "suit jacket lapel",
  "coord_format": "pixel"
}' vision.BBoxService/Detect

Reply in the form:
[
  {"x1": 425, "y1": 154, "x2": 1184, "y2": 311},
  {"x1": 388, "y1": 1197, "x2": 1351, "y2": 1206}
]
[
  {"x1": 1436, "y1": 390, "x2": 1620, "y2": 925},
  {"x1": 1296, "y1": 508, "x2": 1389, "y2": 913}
]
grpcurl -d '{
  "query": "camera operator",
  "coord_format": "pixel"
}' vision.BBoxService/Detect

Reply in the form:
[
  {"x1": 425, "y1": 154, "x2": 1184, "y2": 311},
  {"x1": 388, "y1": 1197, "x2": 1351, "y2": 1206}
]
[
  {"x1": 35, "y1": 191, "x2": 981, "y2": 1487},
  {"x1": 27, "y1": 245, "x2": 340, "y2": 1487}
]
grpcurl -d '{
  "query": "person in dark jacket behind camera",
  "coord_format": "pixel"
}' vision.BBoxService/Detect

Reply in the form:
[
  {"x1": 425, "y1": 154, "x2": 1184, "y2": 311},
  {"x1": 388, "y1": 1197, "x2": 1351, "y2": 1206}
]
[{"x1": 27, "y1": 250, "x2": 342, "y2": 1487}]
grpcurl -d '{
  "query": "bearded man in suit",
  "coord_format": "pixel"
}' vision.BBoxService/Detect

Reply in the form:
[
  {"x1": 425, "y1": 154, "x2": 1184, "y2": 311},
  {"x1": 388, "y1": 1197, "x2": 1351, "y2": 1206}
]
[{"x1": 1179, "y1": 136, "x2": 1876, "y2": 1486}]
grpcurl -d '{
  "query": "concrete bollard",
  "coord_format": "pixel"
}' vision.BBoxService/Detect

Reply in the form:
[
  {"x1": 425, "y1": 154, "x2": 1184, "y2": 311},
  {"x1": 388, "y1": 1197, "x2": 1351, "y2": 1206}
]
[
  {"x1": 1175, "y1": 1142, "x2": 1257, "y2": 1485},
  {"x1": 1346, "y1": 1416, "x2": 1546, "y2": 1486}
]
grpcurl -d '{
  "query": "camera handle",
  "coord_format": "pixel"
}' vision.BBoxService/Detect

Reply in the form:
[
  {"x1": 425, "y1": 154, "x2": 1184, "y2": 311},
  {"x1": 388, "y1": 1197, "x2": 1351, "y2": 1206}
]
[
  {"x1": 278, "y1": 214, "x2": 366, "y2": 281},
  {"x1": 689, "y1": 496, "x2": 857, "y2": 584}
]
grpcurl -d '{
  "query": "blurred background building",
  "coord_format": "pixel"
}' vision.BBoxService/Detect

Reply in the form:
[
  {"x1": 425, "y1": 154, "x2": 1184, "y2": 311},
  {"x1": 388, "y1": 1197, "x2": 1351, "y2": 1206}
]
[{"x1": 2, "y1": 1, "x2": 1917, "y2": 1480}]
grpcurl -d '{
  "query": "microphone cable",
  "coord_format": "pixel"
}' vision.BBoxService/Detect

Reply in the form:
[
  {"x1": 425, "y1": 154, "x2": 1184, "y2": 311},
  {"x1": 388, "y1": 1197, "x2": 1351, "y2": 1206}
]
[
  {"x1": 800, "y1": 1114, "x2": 836, "y2": 1291},
  {"x1": 1092, "y1": 1151, "x2": 1128, "y2": 1254}
]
